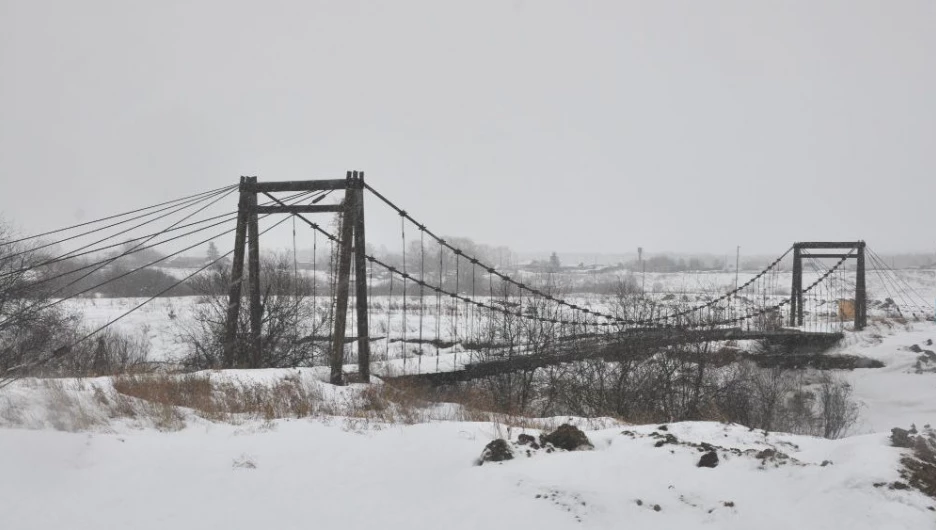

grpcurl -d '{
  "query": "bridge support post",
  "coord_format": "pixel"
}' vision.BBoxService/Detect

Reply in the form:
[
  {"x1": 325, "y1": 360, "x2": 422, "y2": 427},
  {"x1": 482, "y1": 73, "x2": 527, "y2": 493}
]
[
  {"x1": 790, "y1": 246, "x2": 803, "y2": 327},
  {"x1": 246, "y1": 177, "x2": 263, "y2": 368},
  {"x1": 330, "y1": 173, "x2": 357, "y2": 385},
  {"x1": 855, "y1": 241, "x2": 867, "y2": 331},
  {"x1": 224, "y1": 177, "x2": 250, "y2": 368},
  {"x1": 352, "y1": 172, "x2": 371, "y2": 382}
]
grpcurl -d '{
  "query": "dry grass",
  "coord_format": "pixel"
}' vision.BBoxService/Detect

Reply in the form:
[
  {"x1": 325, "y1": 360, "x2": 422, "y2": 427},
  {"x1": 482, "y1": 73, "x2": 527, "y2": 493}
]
[
  {"x1": 106, "y1": 372, "x2": 492, "y2": 429},
  {"x1": 43, "y1": 380, "x2": 102, "y2": 431},
  {"x1": 0, "y1": 370, "x2": 625, "y2": 433},
  {"x1": 112, "y1": 373, "x2": 321, "y2": 423}
]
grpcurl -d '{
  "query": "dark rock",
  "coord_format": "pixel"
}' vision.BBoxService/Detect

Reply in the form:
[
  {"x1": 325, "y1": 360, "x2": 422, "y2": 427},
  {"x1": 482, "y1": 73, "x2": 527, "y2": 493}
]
[
  {"x1": 753, "y1": 447, "x2": 792, "y2": 466},
  {"x1": 889, "y1": 425, "x2": 936, "y2": 500},
  {"x1": 821, "y1": 460, "x2": 833, "y2": 467},
  {"x1": 477, "y1": 439, "x2": 513, "y2": 465},
  {"x1": 540, "y1": 424, "x2": 594, "y2": 451},
  {"x1": 755, "y1": 448, "x2": 777, "y2": 459},
  {"x1": 698, "y1": 451, "x2": 719, "y2": 468},
  {"x1": 926, "y1": 339, "x2": 933, "y2": 346},
  {"x1": 635, "y1": 499, "x2": 643, "y2": 506},
  {"x1": 657, "y1": 425, "x2": 668, "y2": 431},
  {"x1": 653, "y1": 504, "x2": 662, "y2": 512},
  {"x1": 892, "y1": 428, "x2": 914, "y2": 448},
  {"x1": 517, "y1": 433, "x2": 540, "y2": 449},
  {"x1": 910, "y1": 344, "x2": 924, "y2": 353},
  {"x1": 854, "y1": 357, "x2": 887, "y2": 368}
]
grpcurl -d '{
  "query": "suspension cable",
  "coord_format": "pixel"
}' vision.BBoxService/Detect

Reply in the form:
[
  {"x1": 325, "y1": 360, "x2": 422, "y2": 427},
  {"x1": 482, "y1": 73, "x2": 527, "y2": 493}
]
[
  {"x1": 0, "y1": 184, "x2": 238, "y2": 248},
  {"x1": 1, "y1": 189, "x2": 314, "y2": 282},
  {"x1": 38, "y1": 186, "x2": 238, "y2": 304},
  {"x1": 869, "y1": 247, "x2": 930, "y2": 310},
  {"x1": 0, "y1": 191, "x2": 314, "y2": 329},
  {"x1": 367, "y1": 183, "x2": 801, "y2": 328},
  {"x1": 0, "y1": 214, "x2": 294, "y2": 387},
  {"x1": 2, "y1": 185, "x2": 235, "y2": 263}
]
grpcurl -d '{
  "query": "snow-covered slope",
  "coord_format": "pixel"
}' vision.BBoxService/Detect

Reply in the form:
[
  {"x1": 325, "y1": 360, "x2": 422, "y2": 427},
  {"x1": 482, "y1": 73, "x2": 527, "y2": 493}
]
[
  {"x1": 0, "y1": 420, "x2": 932, "y2": 529},
  {"x1": 831, "y1": 321, "x2": 936, "y2": 433}
]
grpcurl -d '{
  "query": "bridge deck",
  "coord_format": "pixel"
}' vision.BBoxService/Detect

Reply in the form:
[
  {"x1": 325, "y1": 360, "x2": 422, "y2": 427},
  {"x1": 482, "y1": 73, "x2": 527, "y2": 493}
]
[{"x1": 385, "y1": 328, "x2": 844, "y2": 385}]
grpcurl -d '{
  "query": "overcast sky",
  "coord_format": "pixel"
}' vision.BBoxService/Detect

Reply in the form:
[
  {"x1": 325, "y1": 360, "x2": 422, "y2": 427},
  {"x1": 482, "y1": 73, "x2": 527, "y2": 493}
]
[{"x1": 1, "y1": 0, "x2": 934, "y2": 258}]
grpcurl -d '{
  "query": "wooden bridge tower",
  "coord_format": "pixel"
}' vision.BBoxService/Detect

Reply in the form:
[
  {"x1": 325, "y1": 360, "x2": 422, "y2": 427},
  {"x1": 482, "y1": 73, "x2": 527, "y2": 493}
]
[
  {"x1": 790, "y1": 241, "x2": 866, "y2": 330},
  {"x1": 223, "y1": 172, "x2": 370, "y2": 385}
]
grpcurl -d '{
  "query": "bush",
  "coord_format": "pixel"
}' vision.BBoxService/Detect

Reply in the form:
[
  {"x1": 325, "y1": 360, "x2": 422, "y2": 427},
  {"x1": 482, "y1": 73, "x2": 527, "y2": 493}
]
[
  {"x1": 816, "y1": 372, "x2": 860, "y2": 439},
  {"x1": 1, "y1": 221, "x2": 155, "y2": 384},
  {"x1": 179, "y1": 254, "x2": 329, "y2": 369}
]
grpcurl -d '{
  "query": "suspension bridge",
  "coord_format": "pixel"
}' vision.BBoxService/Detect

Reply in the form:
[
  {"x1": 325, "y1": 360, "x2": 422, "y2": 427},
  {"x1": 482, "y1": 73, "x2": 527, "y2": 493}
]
[{"x1": 2, "y1": 173, "x2": 932, "y2": 386}]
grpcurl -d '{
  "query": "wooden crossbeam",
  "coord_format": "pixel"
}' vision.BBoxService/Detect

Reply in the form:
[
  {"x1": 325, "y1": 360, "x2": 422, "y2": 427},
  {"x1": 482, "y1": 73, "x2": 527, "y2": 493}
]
[
  {"x1": 794, "y1": 241, "x2": 863, "y2": 250},
  {"x1": 249, "y1": 179, "x2": 349, "y2": 192},
  {"x1": 802, "y1": 253, "x2": 854, "y2": 259},
  {"x1": 254, "y1": 204, "x2": 343, "y2": 214}
]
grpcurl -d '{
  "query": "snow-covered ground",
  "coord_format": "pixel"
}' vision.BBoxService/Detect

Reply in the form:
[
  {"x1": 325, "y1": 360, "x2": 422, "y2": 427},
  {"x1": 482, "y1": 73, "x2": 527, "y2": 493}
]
[
  {"x1": 3, "y1": 270, "x2": 935, "y2": 529},
  {"x1": 832, "y1": 321, "x2": 936, "y2": 433},
  {"x1": 0, "y1": 417, "x2": 932, "y2": 529}
]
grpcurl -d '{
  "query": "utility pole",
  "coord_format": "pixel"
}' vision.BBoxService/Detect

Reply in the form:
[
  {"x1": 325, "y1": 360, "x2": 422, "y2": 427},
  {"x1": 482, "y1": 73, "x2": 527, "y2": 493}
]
[
  {"x1": 735, "y1": 246, "x2": 740, "y2": 291},
  {"x1": 638, "y1": 247, "x2": 644, "y2": 292}
]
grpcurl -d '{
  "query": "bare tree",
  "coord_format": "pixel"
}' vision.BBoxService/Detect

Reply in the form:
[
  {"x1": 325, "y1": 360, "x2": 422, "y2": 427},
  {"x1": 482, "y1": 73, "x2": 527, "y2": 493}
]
[{"x1": 179, "y1": 253, "x2": 328, "y2": 369}]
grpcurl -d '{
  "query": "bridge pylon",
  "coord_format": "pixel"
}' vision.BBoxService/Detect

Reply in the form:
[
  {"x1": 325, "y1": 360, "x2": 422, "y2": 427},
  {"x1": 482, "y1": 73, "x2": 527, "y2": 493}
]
[
  {"x1": 790, "y1": 241, "x2": 866, "y2": 331},
  {"x1": 223, "y1": 172, "x2": 369, "y2": 385}
]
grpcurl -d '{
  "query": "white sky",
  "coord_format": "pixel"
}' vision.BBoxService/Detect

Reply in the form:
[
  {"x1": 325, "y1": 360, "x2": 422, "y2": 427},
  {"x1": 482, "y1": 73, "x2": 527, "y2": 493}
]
[{"x1": 1, "y1": 0, "x2": 934, "y2": 257}]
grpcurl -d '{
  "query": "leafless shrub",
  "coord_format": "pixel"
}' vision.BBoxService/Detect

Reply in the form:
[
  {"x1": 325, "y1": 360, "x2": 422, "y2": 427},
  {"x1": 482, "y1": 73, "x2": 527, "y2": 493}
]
[
  {"x1": 816, "y1": 372, "x2": 860, "y2": 438},
  {"x1": 51, "y1": 328, "x2": 151, "y2": 378},
  {"x1": 179, "y1": 253, "x2": 329, "y2": 369},
  {"x1": 1, "y1": 222, "x2": 153, "y2": 384}
]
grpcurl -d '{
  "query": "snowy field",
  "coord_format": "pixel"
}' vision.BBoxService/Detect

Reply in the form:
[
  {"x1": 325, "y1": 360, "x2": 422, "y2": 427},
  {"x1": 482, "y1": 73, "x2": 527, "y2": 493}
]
[
  {"x1": 64, "y1": 268, "x2": 936, "y2": 362},
  {"x1": 3, "y1": 270, "x2": 936, "y2": 529}
]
